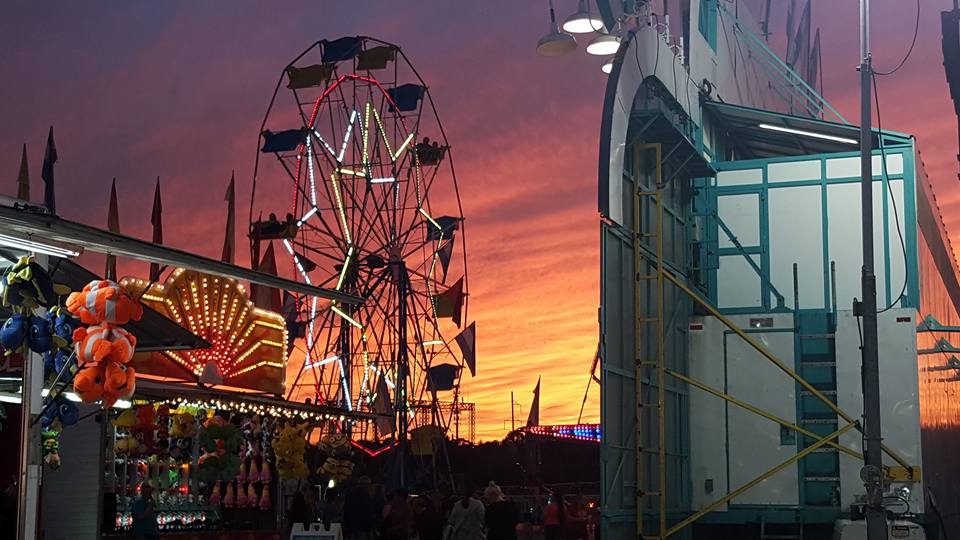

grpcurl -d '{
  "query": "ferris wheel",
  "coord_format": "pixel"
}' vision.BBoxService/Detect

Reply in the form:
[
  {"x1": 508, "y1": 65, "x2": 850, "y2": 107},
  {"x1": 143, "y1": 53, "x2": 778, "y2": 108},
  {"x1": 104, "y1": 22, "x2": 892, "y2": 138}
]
[{"x1": 250, "y1": 36, "x2": 470, "y2": 440}]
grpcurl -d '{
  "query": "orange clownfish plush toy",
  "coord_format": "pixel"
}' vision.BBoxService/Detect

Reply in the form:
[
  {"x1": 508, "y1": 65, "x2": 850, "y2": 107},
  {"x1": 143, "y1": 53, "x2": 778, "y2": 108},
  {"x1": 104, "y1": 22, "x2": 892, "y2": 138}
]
[
  {"x1": 67, "y1": 279, "x2": 143, "y2": 409},
  {"x1": 66, "y1": 280, "x2": 143, "y2": 326}
]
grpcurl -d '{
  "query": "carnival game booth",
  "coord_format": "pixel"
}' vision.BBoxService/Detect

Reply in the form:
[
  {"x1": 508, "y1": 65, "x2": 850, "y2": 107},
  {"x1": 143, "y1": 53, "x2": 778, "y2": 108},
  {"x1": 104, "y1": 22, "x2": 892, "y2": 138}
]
[
  {"x1": 0, "y1": 201, "x2": 363, "y2": 540},
  {"x1": 37, "y1": 267, "x2": 378, "y2": 540}
]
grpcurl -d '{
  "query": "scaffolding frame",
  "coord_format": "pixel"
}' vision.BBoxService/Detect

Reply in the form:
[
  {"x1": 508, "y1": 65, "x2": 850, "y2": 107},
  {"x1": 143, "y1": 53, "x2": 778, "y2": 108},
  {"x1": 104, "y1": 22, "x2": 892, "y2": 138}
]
[{"x1": 632, "y1": 143, "x2": 917, "y2": 539}]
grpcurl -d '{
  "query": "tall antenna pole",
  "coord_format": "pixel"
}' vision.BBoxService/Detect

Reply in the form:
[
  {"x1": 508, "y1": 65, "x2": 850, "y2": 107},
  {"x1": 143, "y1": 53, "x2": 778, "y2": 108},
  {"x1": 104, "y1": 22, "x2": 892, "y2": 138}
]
[{"x1": 858, "y1": 0, "x2": 886, "y2": 538}]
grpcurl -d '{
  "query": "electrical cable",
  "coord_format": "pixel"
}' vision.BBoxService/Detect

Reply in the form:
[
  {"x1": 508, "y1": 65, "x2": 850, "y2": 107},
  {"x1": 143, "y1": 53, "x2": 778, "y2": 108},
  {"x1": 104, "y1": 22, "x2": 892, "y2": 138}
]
[
  {"x1": 874, "y1": 0, "x2": 920, "y2": 76},
  {"x1": 873, "y1": 72, "x2": 909, "y2": 313}
]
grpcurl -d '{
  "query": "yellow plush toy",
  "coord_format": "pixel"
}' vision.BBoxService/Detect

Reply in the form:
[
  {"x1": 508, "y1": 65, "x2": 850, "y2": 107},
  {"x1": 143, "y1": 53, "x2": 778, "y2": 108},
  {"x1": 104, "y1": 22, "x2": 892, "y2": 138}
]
[{"x1": 272, "y1": 422, "x2": 309, "y2": 480}]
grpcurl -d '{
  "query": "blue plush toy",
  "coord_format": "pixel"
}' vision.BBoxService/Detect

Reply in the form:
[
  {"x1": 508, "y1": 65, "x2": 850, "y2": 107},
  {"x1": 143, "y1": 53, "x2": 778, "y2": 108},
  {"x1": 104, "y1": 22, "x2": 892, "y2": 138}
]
[
  {"x1": 1, "y1": 313, "x2": 28, "y2": 356},
  {"x1": 28, "y1": 316, "x2": 53, "y2": 353},
  {"x1": 1, "y1": 256, "x2": 71, "y2": 310},
  {"x1": 47, "y1": 307, "x2": 74, "y2": 350},
  {"x1": 40, "y1": 396, "x2": 79, "y2": 429}
]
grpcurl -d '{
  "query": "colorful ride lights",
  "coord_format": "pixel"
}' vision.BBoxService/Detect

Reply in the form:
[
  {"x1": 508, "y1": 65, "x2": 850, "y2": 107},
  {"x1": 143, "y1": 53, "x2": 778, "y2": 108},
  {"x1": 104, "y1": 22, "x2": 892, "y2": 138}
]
[{"x1": 526, "y1": 423, "x2": 601, "y2": 442}]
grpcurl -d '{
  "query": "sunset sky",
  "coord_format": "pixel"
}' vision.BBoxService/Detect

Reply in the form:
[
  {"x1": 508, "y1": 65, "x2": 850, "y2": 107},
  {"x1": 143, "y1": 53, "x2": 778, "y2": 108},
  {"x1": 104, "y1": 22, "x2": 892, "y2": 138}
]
[{"x1": 0, "y1": 1, "x2": 957, "y2": 440}]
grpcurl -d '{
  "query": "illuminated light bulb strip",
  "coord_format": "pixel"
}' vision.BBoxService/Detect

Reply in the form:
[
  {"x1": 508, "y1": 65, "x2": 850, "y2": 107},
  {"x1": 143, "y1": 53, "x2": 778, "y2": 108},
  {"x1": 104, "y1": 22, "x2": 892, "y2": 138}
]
[
  {"x1": 298, "y1": 206, "x2": 318, "y2": 226},
  {"x1": 422, "y1": 340, "x2": 443, "y2": 346},
  {"x1": 336, "y1": 247, "x2": 355, "y2": 291},
  {"x1": 225, "y1": 359, "x2": 286, "y2": 378},
  {"x1": 331, "y1": 305, "x2": 362, "y2": 329},
  {"x1": 141, "y1": 294, "x2": 165, "y2": 302},
  {"x1": 329, "y1": 172, "x2": 352, "y2": 245},
  {"x1": 305, "y1": 136, "x2": 318, "y2": 206},
  {"x1": 305, "y1": 355, "x2": 338, "y2": 370},
  {"x1": 370, "y1": 106, "x2": 394, "y2": 159},
  {"x1": 394, "y1": 133, "x2": 415, "y2": 161},
  {"x1": 284, "y1": 239, "x2": 313, "y2": 285},
  {"x1": 362, "y1": 102, "x2": 371, "y2": 175},
  {"x1": 311, "y1": 129, "x2": 337, "y2": 158},
  {"x1": 338, "y1": 357, "x2": 353, "y2": 411},
  {"x1": 337, "y1": 168, "x2": 363, "y2": 176},
  {"x1": 306, "y1": 296, "x2": 317, "y2": 363},
  {"x1": 357, "y1": 361, "x2": 370, "y2": 410},
  {"x1": 419, "y1": 207, "x2": 442, "y2": 231},
  {"x1": 370, "y1": 177, "x2": 396, "y2": 184},
  {"x1": 253, "y1": 319, "x2": 285, "y2": 331},
  {"x1": 338, "y1": 110, "x2": 358, "y2": 163},
  {"x1": 165, "y1": 395, "x2": 350, "y2": 423}
]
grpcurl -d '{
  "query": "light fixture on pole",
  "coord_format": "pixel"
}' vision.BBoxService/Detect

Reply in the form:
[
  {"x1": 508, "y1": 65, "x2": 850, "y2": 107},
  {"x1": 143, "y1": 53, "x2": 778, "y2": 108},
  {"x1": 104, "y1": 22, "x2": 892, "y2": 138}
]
[
  {"x1": 601, "y1": 57, "x2": 614, "y2": 74},
  {"x1": 537, "y1": 0, "x2": 577, "y2": 57},
  {"x1": 563, "y1": 0, "x2": 604, "y2": 34},
  {"x1": 586, "y1": 33, "x2": 621, "y2": 56}
]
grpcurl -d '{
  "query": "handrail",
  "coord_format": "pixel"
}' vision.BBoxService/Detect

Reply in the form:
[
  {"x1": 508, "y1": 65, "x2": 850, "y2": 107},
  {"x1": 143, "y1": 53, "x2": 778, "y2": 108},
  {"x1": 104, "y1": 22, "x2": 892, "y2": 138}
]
[{"x1": 717, "y1": 2, "x2": 849, "y2": 125}]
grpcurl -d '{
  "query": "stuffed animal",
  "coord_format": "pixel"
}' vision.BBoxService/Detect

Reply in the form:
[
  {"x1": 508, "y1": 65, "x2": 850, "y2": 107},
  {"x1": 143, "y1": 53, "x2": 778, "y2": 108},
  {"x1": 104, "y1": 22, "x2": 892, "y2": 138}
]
[
  {"x1": 112, "y1": 408, "x2": 137, "y2": 429},
  {"x1": 236, "y1": 481, "x2": 248, "y2": 508},
  {"x1": 40, "y1": 396, "x2": 79, "y2": 430},
  {"x1": 1, "y1": 313, "x2": 28, "y2": 356},
  {"x1": 66, "y1": 280, "x2": 143, "y2": 326},
  {"x1": 223, "y1": 482, "x2": 235, "y2": 508},
  {"x1": 72, "y1": 364, "x2": 106, "y2": 403},
  {"x1": 169, "y1": 412, "x2": 197, "y2": 462},
  {"x1": 73, "y1": 323, "x2": 136, "y2": 367},
  {"x1": 130, "y1": 405, "x2": 158, "y2": 456},
  {"x1": 259, "y1": 484, "x2": 271, "y2": 511},
  {"x1": 272, "y1": 422, "x2": 309, "y2": 480},
  {"x1": 41, "y1": 430, "x2": 61, "y2": 469},
  {"x1": 209, "y1": 480, "x2": 222, "y2": 506},
  {"x1": 249, "y1": 458, "x2": 260, "y2": 483},
  {"x1": 2, "y1": 256, "x2": 71, "y2": 310},
  {"x1": 155, "y1": 405, "x2": 171, "y2": 459},
  {"x1": 47, "y1": 307, "x2": 74, "y2": 349},
  {"x1": 196, "y1": 416, "x2": 241, "y2": 482},
  {"x1": 317, "y1": 432, "x2": 355, "y2": 483}
]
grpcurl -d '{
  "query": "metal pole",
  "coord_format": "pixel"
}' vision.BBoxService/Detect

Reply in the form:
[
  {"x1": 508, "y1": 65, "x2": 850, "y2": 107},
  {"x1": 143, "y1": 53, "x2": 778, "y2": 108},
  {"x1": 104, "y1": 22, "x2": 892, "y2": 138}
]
[
  {"x1": 511, "y1": 391, "x2": 516, "y2": 432},
  {"x1": 17, "y1": 253, "x2": 49, "y2": 540},
  {"x1": 858, "y1": 1, "x2": 887, "y2": 538}
]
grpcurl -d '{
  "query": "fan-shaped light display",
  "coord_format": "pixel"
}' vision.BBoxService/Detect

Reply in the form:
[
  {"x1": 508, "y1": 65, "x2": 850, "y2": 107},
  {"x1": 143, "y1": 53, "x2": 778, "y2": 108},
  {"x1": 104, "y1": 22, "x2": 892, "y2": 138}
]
[{"x1": 122, "y1": 269, "x2": 288, "y2": 394}]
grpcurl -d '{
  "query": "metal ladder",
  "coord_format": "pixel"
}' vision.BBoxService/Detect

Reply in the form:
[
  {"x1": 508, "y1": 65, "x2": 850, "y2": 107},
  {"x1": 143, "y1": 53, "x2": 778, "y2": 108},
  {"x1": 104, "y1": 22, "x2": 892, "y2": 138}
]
[
  {"x1": 634, "y1": 143, "x2": 667, "y2": 539},
  {"x1": 795, "y1": 311, "x2": 842, "y2": 507}
]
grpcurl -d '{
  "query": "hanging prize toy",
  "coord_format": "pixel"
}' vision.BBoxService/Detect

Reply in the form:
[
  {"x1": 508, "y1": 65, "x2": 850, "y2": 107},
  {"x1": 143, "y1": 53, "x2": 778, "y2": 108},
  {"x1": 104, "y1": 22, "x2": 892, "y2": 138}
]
[
  {"x1": 209, "y1": 480, "x2": 222, "y2": 506},
  {"x1": 259, "y1": 484, "x2": 271, "y2": 511},
  {"x1": 223, "y1": 481, "x2": 235, "y2": 508}
]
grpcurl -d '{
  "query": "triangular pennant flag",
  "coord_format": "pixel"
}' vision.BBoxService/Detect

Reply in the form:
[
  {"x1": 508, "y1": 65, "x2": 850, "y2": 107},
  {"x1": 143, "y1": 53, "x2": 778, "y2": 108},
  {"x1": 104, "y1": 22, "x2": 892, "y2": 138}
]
[
  {"x1": 222, "y1": 173, "x2": 236, "y2": 264},
  {"x1": 454, "y1": 322, "x2": 476, "y2": 377},
  {"x1": 788, "y1": 0, "x2": 811, "y2": 69},
  {"x1": 357, "y1": 46, "x2": 396, "y2": 70},
  {"x1": 426, "y1": 215, "x2": 459, "y2": 241},
  {"x1": 433, "y1": 277, "x2": 464, "y2": 327},
  {"x1": 526, "y1": 377, "x2": 541, "y2": 427},
  {"x1": 42, "y1": 126, "x2": 57, "y2": 214},
  {"x1": 250, "y1": 242, "x2": 282, "y2": 313},
  {"x1": 16, "y1": 144, "x2": 29, "y2": 201},
  {"x1": 807, "y1": 28, "x2": 821, "y2": 89},
  {"x1": 149, "y1": 177, "x2": 163, "y2": 282},
  {"x1": 106, "y1": 179, "x2": 120, "y2": 280},
  {"x1": 286, "y1": 64, "x2": 334, "y2": 89},
  {"x1": 437, "y1": 238, "x2": 454, "y2": 283},
  {"x1": 373, "y1": 375, "x2": 395, "y2": 436}
]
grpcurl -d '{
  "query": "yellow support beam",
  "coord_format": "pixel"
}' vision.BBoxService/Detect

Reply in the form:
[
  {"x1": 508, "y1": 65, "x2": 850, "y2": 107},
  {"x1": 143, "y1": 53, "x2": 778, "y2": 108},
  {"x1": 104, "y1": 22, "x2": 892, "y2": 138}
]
[
  {"x1": 664, "y1": 422, "x2": 858, "y2": 538},
  {"x1": 661, "y1": 269, "x2": 915, "y2": 476},
  {"x1": 666, "y1": 368, "x2": 863, "y2": 461}
]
